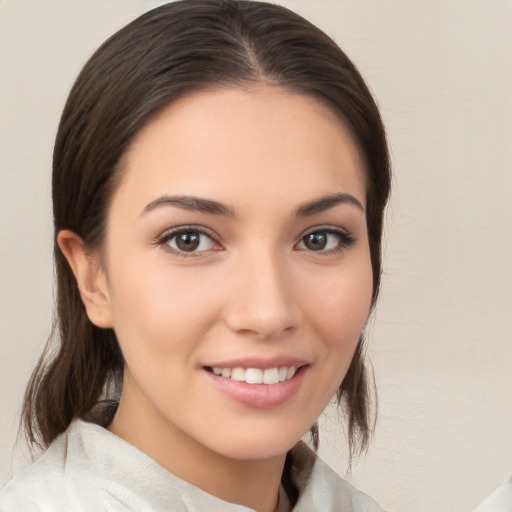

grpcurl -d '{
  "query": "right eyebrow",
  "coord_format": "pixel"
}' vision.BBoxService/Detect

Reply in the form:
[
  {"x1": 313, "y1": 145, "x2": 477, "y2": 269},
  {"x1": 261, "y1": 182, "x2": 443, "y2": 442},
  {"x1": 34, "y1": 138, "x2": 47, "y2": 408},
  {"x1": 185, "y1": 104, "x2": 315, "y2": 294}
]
[{"x1": 140, "y1": 195, "x2": 235, "y2": 217}]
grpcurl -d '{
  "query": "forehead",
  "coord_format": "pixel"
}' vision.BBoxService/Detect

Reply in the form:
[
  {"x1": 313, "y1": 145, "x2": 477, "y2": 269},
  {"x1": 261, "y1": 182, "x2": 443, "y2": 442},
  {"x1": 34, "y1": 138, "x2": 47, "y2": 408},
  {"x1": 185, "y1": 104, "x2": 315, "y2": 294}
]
[{"x1": 112, "y1": 85, "x2": 367, "y2": 216}]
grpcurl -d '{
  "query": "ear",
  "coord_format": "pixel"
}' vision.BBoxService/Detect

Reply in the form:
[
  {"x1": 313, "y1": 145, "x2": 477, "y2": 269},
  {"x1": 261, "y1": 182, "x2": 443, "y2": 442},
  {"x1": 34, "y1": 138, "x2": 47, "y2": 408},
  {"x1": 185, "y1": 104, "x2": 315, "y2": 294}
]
[{"x1": 57, "y1": 230, "x2": 113, "y2": 328}]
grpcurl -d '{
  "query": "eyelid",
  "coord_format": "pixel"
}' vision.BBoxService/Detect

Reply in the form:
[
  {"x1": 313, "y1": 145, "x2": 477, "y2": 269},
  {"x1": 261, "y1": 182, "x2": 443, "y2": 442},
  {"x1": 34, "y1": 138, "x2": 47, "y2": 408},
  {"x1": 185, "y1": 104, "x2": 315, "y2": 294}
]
[
  {"x1": 300, "y1": 225, "x2": 351, "y2": 237},
  {"x1": 295, "y1": 225, "x2": 356, "y2": 253},
  {"x1": 154, "y1": 224, "x2": 223, "y2": 257}
]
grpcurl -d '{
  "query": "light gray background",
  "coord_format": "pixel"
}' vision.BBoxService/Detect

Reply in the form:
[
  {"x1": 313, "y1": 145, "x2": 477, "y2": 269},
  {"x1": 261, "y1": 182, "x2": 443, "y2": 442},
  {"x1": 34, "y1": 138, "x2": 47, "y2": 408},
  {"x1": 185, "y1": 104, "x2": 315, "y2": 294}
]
[{"x1": 1, "y1": 1, "x2": 511, "y2": 511}]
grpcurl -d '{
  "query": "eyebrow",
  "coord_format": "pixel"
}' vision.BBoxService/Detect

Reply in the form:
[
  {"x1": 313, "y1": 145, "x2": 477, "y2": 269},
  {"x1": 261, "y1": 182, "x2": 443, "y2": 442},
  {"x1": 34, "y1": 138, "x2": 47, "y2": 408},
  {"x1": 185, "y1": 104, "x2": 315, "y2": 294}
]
[
  {"x1": 141, "y1": 192, "x2": 364, "y2": 218},
  {"x1": 295, "y1": 193, "x2": 365, "y2": 216},
  {"x1": 141, "y1": 195, "x2": 235, "y2": 217}
]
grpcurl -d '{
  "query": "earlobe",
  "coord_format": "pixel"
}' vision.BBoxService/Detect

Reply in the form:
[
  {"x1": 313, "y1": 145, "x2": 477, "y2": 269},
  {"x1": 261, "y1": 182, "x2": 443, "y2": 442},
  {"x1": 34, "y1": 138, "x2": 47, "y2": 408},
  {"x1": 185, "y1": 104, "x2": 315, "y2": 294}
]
[{"x1": 57, "y1": 230, "x2": 113, "y2": 328}]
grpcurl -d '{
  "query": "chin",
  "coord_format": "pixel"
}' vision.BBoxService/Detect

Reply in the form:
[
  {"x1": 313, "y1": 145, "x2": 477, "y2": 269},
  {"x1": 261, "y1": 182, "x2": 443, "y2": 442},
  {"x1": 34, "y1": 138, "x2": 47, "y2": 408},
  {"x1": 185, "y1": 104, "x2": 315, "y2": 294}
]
[{"x1": 203, "y1": 423, "x2": 311, "y2": 462}]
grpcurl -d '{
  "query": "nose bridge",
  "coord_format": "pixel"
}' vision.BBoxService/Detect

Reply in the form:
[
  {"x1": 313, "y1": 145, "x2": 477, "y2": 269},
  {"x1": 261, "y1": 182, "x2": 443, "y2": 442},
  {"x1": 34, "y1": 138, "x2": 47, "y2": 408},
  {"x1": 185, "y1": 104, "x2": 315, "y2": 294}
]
[{"x1": 223, "y1": 241, "x2": 298, "y2": 340}]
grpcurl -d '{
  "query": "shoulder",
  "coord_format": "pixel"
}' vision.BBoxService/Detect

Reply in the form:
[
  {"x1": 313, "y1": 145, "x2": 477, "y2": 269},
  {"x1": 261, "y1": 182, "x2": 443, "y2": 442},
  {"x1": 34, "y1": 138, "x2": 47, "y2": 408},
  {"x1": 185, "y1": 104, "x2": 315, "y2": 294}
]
[
  {"x1": 288, "y1": 442, "x2": 389, "y2": 512},
  {"x1": 0, "y1": 432, "x2": 70, "y2": 511},
  {"x1": 0, "y1": 421, "x2": 130, "y2": 512},
  {"x1": 0, "y1": 420, "x2": 251, "y2": 512}
]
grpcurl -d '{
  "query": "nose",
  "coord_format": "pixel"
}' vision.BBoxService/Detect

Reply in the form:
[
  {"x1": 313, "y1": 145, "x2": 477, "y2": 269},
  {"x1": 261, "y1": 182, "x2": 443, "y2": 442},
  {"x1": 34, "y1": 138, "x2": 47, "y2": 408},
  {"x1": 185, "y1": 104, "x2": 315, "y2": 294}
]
[{"x1": 222, "y1": 248, "x2": 300, "y2": 341}]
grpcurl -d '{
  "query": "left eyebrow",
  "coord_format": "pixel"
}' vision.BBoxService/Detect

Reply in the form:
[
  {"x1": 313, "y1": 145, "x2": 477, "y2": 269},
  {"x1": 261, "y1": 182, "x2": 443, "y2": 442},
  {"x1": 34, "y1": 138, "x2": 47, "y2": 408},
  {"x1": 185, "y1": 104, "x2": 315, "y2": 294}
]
[{"x1": 295, "y1": 193, "x2": 365, "y2": 216}]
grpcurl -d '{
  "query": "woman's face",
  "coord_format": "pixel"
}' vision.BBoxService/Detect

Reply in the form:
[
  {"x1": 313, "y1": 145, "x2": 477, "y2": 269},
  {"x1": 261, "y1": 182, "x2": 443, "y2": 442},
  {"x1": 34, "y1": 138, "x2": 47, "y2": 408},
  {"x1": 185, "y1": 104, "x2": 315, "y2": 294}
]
[{"x1": 98, "y1": 86, "x2": 372, "y2": 461}]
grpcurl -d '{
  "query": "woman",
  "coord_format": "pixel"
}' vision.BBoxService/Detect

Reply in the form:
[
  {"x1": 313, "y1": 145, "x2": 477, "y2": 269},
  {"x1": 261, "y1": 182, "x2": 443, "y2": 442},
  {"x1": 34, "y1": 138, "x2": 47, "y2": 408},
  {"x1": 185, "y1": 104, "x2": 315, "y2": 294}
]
[{"x1": 0, "y1": 1, "x2": 390, "y2": 510}]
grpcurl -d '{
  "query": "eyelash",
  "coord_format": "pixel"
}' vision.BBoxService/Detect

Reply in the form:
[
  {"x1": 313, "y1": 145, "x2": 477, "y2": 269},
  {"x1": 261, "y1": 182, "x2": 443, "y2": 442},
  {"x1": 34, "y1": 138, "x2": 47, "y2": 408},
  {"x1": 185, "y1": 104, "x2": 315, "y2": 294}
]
[
  {"x1": 297, "y1": 227, "x2": 356, "y2": 255},
  {"x1": 154, "y1": 225, "x2": 222, "y2": 258},
  {"x1": 154, "y1": 225, "x2": 355, "y2": 258}
]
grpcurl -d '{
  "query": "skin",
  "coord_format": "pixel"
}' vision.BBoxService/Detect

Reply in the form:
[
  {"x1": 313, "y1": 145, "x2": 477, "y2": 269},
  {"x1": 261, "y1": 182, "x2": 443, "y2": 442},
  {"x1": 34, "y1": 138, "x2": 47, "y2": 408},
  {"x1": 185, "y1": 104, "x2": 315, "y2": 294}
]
[{"x1": 59, "y1": 85, "x2": 372, "y2": 512}]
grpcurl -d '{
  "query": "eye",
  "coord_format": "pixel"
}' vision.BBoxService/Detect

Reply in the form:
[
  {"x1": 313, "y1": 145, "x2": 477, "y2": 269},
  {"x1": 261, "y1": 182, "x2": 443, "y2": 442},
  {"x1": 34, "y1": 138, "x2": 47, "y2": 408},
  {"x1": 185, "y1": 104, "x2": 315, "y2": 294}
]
[
  {"x1": 296, "y1": 228, "x2": 354, "y2": 253},
  {"x1": 158, "y1": 227, "x2": 219, "y2": 255}
]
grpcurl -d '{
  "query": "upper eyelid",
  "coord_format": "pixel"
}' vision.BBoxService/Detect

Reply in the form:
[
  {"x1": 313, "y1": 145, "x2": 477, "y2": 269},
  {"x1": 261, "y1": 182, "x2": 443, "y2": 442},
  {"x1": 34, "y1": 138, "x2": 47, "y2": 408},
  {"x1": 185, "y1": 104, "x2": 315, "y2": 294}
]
[
  {"x1": 295, "y1": 226, "x2": 355, "y2": 250},
  {"x1": 153, "y1": 224, "x2": 354, "y2": 248},
  {"x1": 156, "y1": 225, "x2": 220, "y2": 243},
  {"x1": 154, "y1": 226, "x2": 223, "y2": 259},
  {"x1": 299, "y1": 225, "x2": 352, "y2": 237}
]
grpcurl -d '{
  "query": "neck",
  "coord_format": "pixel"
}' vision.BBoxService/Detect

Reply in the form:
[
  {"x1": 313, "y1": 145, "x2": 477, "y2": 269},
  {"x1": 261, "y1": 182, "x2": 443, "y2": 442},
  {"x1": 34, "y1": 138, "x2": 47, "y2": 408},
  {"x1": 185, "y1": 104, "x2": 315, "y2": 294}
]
[{"x1": 108, "y1": 379, "x2": 287, "y2": 512}]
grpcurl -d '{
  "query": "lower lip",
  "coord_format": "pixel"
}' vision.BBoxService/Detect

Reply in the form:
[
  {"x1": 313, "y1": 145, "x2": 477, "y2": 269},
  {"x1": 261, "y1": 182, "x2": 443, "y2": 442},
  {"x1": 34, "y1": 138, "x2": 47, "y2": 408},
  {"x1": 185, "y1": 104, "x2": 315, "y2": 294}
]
[{"x1": 203, "y1": 367, "x2": 307, "y2": 409}]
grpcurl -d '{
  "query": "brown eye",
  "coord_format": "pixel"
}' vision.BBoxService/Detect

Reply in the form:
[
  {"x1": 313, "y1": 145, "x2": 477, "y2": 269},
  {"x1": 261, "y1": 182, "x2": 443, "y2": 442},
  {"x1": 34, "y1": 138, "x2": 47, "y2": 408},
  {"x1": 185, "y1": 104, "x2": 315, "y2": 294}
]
[
  {"x1": 303, "y1": 232, "x2": 328, "y2": 251},
  {"x1": 297, "y1": 229, "x2": 355, "y2": 253},
  {"x1": 175, "y1": 231, "x2": 200, "y2": 251},
  {"x1": 164, "y1": 229, "x2": 216, "y2": 254}
]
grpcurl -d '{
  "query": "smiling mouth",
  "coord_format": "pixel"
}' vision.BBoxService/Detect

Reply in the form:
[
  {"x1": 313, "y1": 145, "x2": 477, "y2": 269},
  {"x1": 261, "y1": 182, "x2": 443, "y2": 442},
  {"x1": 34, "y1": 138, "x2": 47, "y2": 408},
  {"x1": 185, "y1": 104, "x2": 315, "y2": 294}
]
[{"x1": 206, "y1": 366, "x2": 300, "y2": 385}]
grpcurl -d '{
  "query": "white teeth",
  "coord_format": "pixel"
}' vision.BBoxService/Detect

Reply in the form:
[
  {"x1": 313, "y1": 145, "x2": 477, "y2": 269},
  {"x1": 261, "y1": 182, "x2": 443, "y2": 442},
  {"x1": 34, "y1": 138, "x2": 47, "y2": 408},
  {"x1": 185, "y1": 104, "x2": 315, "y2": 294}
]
[
  {"x1": 210, "y1": 365, "x2": 299, "y2": 385},
  {"x1": 245, "y1": 368, "x2": 263, "y2": 384},
  {"x1": 263, "y1": 368, "x2": 279, "y2": 385},
  {"x1": 231, "y1": 367, "x2": 245, "y2": 382},
  {"x1": 286, "y1": 367, "x2": 297, "y2": 380}
]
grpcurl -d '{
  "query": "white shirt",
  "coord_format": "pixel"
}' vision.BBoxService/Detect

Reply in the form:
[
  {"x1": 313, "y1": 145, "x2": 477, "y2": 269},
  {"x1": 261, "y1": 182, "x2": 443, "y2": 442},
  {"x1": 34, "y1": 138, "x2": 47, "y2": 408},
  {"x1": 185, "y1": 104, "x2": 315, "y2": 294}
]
[{"x1": 0, "y1": 420, "x2": 387, "y2": 511}]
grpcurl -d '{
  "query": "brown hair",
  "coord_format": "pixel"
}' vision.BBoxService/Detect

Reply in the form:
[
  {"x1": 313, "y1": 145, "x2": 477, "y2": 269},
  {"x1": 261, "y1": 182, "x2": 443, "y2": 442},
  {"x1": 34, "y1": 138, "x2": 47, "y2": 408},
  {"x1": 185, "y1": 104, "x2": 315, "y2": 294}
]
[{"x1": 22, "y1": 0, "x2": 390, "y2": 460}]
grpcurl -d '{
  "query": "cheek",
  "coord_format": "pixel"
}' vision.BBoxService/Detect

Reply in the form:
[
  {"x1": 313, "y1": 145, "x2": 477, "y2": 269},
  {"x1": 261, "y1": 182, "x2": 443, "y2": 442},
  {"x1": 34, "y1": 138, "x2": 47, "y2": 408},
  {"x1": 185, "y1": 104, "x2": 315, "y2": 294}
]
[
  {"x1": 288, "y1": 256, "x2": 373, "y2": 425},
  {"x1": 303, "y1": 258, "x2": 373, "y2": 348},
  {"x1": 106, "y1": 258, "x2": 224, "y2": 356}
]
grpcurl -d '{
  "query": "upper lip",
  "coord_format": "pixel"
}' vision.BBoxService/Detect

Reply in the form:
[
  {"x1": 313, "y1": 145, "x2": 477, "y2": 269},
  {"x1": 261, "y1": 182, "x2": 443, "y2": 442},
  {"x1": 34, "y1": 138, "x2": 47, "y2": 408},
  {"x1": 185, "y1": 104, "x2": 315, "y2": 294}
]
[{"x1": 203, "y1": 356, "x2": 309, "y2": 370}]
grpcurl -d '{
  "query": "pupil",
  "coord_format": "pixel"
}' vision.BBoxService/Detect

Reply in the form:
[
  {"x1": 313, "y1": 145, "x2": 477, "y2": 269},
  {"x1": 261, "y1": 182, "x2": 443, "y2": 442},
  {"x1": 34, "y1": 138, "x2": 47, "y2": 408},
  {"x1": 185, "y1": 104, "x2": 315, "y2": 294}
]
[
  {"x1": 305, "y1": 232, "x2": 327, "y2": 250},
  {"x1": 177, "y1": 232, "x2": 200, "y2": 251}
]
